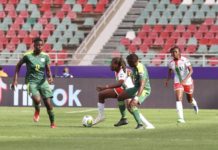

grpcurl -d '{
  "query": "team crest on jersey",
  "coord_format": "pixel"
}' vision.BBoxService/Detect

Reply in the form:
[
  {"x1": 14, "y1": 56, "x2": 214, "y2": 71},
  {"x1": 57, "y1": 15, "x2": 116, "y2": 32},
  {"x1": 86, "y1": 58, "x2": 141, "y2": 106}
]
[{"x1": 40, "y1": 58, "x2": 45, "y2": 62}]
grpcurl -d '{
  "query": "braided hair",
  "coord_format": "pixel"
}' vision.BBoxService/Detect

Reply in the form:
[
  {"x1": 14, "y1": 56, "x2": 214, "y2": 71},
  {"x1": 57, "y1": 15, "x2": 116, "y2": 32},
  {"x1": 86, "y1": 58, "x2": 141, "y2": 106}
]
[{"x1": 111, "y1": 57, "x2": 127, "y2": 73}]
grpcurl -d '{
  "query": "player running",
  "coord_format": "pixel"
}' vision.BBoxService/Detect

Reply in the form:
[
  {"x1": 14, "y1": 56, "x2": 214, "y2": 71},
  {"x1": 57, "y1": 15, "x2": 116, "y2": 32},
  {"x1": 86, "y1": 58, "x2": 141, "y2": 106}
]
[
  {"x1": 117, "y1": 54, "x2": 155, "y2": 129},
  {"x1": 11, "y1": 38, "x2": 56, "y2": 128},
  {"x1": 94, "y1": 57, "x2": 153, "y2": 129},
  {"x1": 165, "y1": 46, "x2": 199, "y2": 123}
]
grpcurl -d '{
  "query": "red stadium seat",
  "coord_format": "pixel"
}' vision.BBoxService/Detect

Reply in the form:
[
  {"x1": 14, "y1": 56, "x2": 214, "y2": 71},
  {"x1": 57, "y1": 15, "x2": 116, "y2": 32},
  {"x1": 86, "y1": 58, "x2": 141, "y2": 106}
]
[
  {"x1": 199, "y1": 38, "x2": 210, "y2": 45},
  {"x1": 6, "y1": 30, "x2": 16, "y2": 38},
  {"x1": 32, "y1": 0, "x2": 41, "y2": 5},
  {"x1": 7, "y1": 10, "x2": 17, "y2": 19},
  {"x1": 142, "y1": 38, "x2": 153, "y2": 46},
  {"x1": 195, "y1": 32, "x2": 203, "y2": 40},
  {"x1": 0, "y1": 11, "x2": 6, "y2": 19},
  {"x1": 139, "y1": 44, "x2": 149, "y2": 53},
  {"x1": 171, "y1": 32, "x2": 181, "y2": 39},
  {"x1": 42, "y1": 0, "x2": 53, "y2": 4},
  {"x1": 54, "y1": 0, "x2": 64, "y2": 5},
  {"x1": 153, "y1": 37, "x2": 164, "y2": 47},
  {"x1": 40, "y1": 30, "x2": 51, "y2": 39},
  {"x1": 83, "y1": 4, "x2": 94, "y2": 13},
  {"x1": 19, "y1": 11, "x2": 29, "y2": 18},
  {"x1": 209, "y1": 39, "x2": 218, "y2": 45},
  {"x1": 44, "y1": 23, "x2": 55, "y2": 31},
  {"x1": 210, "y1": 25, "x2": 218, "y2": 33},
  {"x1": 99, "y1": 0, "x2": 109, "y2": 5},
  {"x1": 0, "y1": 43, "x2": 4, "y2": 52},
  {"x1": 10, "y1": 37, "x2": 20, "y2": 45},
  {"x1": 14, "y1": 18, "x2": 24, "y2": 25},
  {"x1": 204, "y1": 32, "x2": 214, "y2": 39},
  {"x1": 132, "y1": 37, "x2": 142, "y2": 46},
  {"x1": 164, "y1": 25, "x2": 174, "y2": 33},
  {"x1": 208, "y1": 57, "x2": 218, "y2": 66},
  {"x1": 0, "y1": 30, "x2": 5, "y2": 37},
  {"x1": 8, "y1": 0, "x2": 19, "y2": 4},
  {"x1": 40, "y1": 4, "x2": 51, "y2": 12},
  {"x1": 94, "y1": 4, "x2": 105, "y2": 13},
  {"x1": 66, "y1": 11, "x2": 77, "y2": 20},
  {"x1": 171, "y1": 0, "x2": 182, "y2": 5},
  {"x1": 160, "y1": 32, "x2": 170, "y2": 39},
  {"x1": 198, "y1": 25, "x2": 208, "y2": 33},
  {"x1": 186, "y1": 45, "x2": 197, "y2": 53},
  {"x1": 175, "y1": 25, "x2": 186, "y2": 33},
  {"x1": 148, "y1": 32, "x2": 158, "y2": 40},
  {"x1": 77, "y1": 0, "x2": 88, "y2": 5},
  {"x1": 141, "y1": 25, "x2": 152, "y2": 32},
  {"x1": 58, "y1": 50, "x2": 68, "y2": 59},
  {"x1": 29, "y1": 30, "x2": 39, "y2": 38},
  {"x1": 6, "y1": 43, "x2": 16, "y2": 52},
  {"x1": 38, "y1": 18, "x2": 49, "y2": 25},
  {"x1": 187, "y1": 25, "x2": 197, "y2": 33},
  {"x1": 176, "y1": 38, "x2": 186, "y2": 46},
  {"x1": 0, "y1": 37, "x2": 8, "y2": 45},
  {"x1": 153, "y1": 25, "x2": 163, "y2": 33},
  {"x1": 120, "y1": 37, "x2": 130, "y2": 46},
  {"x1": 137, "y1": 31, "x2": 147, "y2": 40},
  {"x1": 61, "y1": 4, "x2": 72, "y2": 12},
  {"x1": 182, "y1": 32, "x2": 192, "y2": 39},
  {"x1": 128, "y1": 44, "x2": 137, "y2": 53},
  {"x1": 10, "y1": 23, "x2": 20, "y2": 31},
  {"x1": 42, "y1": 11, "x2": 53, "y2": 19},
  {"x1": 203, "y1": 18, "x2": 214, "y2": 25},
  {"x1": 18, "y1": 30, "x2": 28, "y2": 38},
  {"x1": 165, "y1": 38, "x2": 176, "y2": 47},
  {"x1": 23, "y1": 37, "x2": 32, "y2": 45},
  {"x1": 0, "y1": 0, "x2": 7, "y2": 5},
  {"x1": 55, "y1": 11, "x2": 65, "y2": 19},
  {"x1": 43, "y1": 43, "x2": 52, "y2": 52},
  {"x1": 5, "y1": 4, "x2": 15, "y2": 12}
]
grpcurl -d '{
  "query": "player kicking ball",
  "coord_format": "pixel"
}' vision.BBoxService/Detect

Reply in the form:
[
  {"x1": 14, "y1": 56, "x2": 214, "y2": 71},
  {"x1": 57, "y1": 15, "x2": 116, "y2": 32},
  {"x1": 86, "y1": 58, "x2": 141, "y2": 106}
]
[
  {"x1": 165, "y1": 46, "x2": 199, "y2": 123},
  {"x1": 117, "y1": 54, "x2": 155, "y2": 129},
  {"x1": 93, "y1": 57, "x2": 153, "y2": 129},
  {"x1": 11, "y1": 38, "x2": 56, "y2": 128}
]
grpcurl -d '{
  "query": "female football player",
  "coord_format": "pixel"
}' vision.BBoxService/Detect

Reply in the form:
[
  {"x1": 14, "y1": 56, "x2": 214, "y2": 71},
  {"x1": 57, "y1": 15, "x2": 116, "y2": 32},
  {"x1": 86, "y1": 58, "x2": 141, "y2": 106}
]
[{"x1": 165, "y1": 46, "x2": 199, "y2": 123}]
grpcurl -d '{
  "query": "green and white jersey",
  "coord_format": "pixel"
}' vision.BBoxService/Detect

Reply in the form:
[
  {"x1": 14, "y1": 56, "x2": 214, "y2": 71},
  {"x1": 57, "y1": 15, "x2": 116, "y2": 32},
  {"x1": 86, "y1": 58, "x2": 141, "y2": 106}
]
[
  {"x1": 131, "y1": 62, "x2": 151, "y2": 93},
  {"x1": 22, "y1": 50, "x2": 50, "y2": 84}
]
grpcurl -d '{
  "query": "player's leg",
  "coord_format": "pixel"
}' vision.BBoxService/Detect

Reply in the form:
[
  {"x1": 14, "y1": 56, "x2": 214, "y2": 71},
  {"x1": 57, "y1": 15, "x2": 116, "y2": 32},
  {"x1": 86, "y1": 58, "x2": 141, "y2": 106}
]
[
  {"x1": 184, "y1": 84, "x2": 199, "y2": 114},
  {"x1": 94, "y1": 89, "x2": 117, "y2": 125},
  {"x1": 43, "y1": 97, "x2": 55, "y2": 128},
  {"x1": 40, "y1": 81, "x2": 55, "y2": 128},
  {"x1": 28, "y1": 83, "x2": 41, "y2": 122},
  {"x1": 114, "y1": 90, "x2": 132, "y2": 127},
  {"x1": 175, "y1": 89, "x2": 185, "y2": 123}
]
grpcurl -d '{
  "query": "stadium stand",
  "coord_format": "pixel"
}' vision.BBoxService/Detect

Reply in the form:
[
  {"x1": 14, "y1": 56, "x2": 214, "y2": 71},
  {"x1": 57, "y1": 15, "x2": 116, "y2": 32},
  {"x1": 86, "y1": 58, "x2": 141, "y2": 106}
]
[
  {"x1": 95, "y1": 0, "x2": 218, "y2": 66},
  {"x1": 0, "y1": 0, "x2": 112, "y2": 65}
]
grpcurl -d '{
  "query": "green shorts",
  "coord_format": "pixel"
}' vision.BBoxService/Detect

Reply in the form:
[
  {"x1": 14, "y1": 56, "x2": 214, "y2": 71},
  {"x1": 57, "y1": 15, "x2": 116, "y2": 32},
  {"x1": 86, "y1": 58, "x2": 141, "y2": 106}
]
[
  {"x1": 27, "y1": 80, "x2": 53, "y2": 99},
  {"x1": 125, "y1": 87, "x2": 150, "y2": 104}
]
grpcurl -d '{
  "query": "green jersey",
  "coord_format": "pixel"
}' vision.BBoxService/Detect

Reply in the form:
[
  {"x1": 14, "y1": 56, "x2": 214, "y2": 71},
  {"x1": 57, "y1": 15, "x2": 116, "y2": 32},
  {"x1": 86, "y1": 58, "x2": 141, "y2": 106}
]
[
  {"x1": 23, "y1": 51, "x2": 50, "y2": 84},
  {"x1": 132, "y1": 62, "x2": 151, "y2": 93}
]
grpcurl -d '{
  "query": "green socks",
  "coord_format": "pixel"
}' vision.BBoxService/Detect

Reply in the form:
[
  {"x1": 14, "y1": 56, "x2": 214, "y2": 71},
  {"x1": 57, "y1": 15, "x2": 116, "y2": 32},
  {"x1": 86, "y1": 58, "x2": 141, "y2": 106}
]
[
  {"x1": 47, "y1": 110, "x2": 55, "y2": 124},
  {"x1": 118, "y1": 101, "x2": 126, "y2": 119},
  {"x1": 131, "y1": 106, "x2": 142, "y2": 125}
]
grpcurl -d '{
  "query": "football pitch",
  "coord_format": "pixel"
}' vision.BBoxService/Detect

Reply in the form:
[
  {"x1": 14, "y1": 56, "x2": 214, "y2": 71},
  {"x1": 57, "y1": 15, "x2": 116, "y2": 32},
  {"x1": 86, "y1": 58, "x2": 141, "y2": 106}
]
[{"x1": 0, "y1": 107, "x2": 218, "y2": 150}]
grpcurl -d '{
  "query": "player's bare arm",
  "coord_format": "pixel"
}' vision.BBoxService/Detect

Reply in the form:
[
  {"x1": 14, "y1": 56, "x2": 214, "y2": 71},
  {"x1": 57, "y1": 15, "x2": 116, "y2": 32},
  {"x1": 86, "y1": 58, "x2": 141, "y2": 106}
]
[
  {"x1": 165, "y1": 68, "x2": 172, "y2": 87},
  {"x1": 45, "y1": 64, "x2": 53, "y2": 84},
  {"x1": 11, "y1": 58, "x2": 24, "y2": 90},
  {"x1": 96, "y1": 80, "x2": 124, "y2": 91},
  {"x1": 181, "y1": 66, "x2": 193, "y2": 85}
]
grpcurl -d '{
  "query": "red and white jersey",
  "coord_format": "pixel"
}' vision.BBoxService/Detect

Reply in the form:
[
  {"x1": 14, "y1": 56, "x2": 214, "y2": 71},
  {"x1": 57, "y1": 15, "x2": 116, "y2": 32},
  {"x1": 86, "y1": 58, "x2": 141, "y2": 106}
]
[
  {"x1": 115, "y1": 68, "x2": 134, "y2": 89},
  {"x1": 168, "y1": 56, "x2": 193, "y2": 85}
]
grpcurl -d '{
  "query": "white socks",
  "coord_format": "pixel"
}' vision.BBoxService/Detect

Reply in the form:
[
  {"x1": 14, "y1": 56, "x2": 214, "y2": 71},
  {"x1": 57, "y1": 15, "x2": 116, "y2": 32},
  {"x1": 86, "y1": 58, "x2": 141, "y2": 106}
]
[
  {"x1": 97, "y1": 102, "x2": 105, "y2": 117},
  {"x1": 176, "y1": 101, "x2": 184, "y2": 120},
  {"x1": 191, "y1": 98, "x2": 197, "y2": 106},
  {"x1": 139, "y1": 113, "x2": 154, "y2": 128}
]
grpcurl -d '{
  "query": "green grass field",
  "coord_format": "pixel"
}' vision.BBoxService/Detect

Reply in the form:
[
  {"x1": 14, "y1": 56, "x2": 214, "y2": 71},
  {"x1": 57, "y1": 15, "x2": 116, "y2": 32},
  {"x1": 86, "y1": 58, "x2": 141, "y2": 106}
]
[{"x1": 0, "y1": 107, "x2": 218, "y2": 150}]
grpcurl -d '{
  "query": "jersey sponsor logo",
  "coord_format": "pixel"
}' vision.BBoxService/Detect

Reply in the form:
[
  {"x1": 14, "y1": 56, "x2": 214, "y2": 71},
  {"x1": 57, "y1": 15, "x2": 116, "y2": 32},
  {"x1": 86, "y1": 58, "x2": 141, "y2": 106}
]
[{"x1": 40, "y1": 58, "x2": 45, "y2": 62}]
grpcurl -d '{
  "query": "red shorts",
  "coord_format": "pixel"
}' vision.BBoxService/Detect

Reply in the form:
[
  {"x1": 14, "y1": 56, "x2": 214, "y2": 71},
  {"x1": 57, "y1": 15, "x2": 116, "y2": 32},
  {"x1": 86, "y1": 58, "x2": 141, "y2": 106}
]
[
  {"x1": 114, "y1": 87, "x2": 124, "y2": 96},
  {"x1": 174, "y1": 83, "x2": 194, "y2": 94}
]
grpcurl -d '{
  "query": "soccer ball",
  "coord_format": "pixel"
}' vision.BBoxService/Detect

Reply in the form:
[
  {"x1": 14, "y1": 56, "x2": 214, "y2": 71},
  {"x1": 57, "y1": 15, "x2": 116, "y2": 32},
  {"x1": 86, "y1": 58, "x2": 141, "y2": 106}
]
[{"x1": 82, "y1": 115, "x2": 93, "y2": 127}]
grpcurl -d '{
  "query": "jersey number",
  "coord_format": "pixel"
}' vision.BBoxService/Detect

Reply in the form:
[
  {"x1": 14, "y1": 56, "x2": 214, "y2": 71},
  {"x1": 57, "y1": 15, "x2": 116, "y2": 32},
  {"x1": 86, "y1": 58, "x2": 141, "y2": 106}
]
[{"x1": 35, "y1": 64, "x2": 40, "y2": 71}]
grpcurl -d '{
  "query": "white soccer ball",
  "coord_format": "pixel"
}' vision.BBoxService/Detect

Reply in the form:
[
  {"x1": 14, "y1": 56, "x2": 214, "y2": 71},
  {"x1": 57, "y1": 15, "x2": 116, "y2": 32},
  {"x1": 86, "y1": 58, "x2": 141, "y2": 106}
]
[{"x1": 82, "y1": 115, "x2": 93, "y2": 127}]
